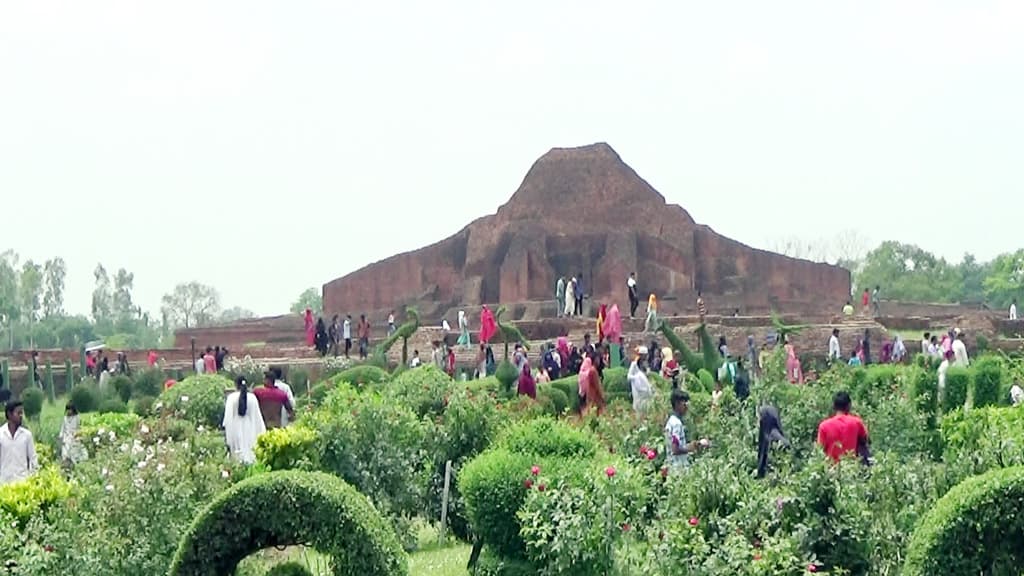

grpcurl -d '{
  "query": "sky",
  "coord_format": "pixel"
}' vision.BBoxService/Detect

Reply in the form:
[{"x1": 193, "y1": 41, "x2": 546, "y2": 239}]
[{"x1": 2, "y1": 1, "x2": 1022, "y2": 319}]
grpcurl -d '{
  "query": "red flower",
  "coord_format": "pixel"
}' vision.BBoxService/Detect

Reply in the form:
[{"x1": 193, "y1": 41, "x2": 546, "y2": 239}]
[
  {"x1": 43, "y1": 545, "x2": 54, "y2": 553},
  {"x1": 621, "y1": 523, "x2": 631, "y2": 532},
  {"x1": 538, "y1": 483, "x2": 547, "y2": 492},
  {"x1": 524, "y1": 479, "x2": 533, "y2": 489},
  {"x1": 605, "y1": 466, "x2": 617, "y2": 478},
  {"x1": 807, "y1": 564, "x2": 818, "y2": 573},
  {"x1": 753, "y1": 554, "x2": 762, "y2": 561},
  {"x1": 646, "y1": 450, "x2": 657, "y2": 461},
  {"x1": 639, "y1": 445, "x2": 649, "y2": 455},
  {"x1": 688, "y1": 517, "x2": 699, "y2": 527},
  {"x1": 660, "y1": 467, "x2": 668, "y2": 478},
  {"x1": 531, "y1": 465, "x2": 541, "y2": 476}
]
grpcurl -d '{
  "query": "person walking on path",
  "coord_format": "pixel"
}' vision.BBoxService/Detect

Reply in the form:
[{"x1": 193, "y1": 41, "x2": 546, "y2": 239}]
[
  {"x1": 556, "y1": 276, "x2": 566, "y2": 318},
  {"x1": 627, "y1": 273, "x2": 639, "y2": 318},
  {"x1": 564, "y1": 277, "x2": 576, "y2": 317},
  {"x1": 573, "y1": 273, "x2": 584, "y2": 316}
]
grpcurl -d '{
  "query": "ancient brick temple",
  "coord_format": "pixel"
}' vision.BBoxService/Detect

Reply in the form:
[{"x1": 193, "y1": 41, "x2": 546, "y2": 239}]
[{"x1": 323, "y1": 143, "x2": 851, "y2": 320}]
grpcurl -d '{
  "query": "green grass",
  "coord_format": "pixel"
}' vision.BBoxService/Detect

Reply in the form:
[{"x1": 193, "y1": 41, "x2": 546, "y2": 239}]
[{"x1": 409, "y1": 544, "x2": 470, "y2": 576}]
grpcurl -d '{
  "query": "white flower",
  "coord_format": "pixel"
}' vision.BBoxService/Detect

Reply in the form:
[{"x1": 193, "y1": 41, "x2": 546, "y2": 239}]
[
  {"x1": 197, "y1": 425, "x2": 205, "y2": 433},
  {"x1": 156, "y1": 463, "x2": 166, "y2": 472},
  {"x1": 120, "y1": 443, "x2": 129, "y2": 453},
  {"x1": 154, "y1": 402, "x2": 163, "y2": 411},
  {"x1": 105, "y1": 484, "x2": 114, "y2": 492},
  {"x1": 101, "y1": 467, "x2": 109, "y2": 477},
  {"x1": 98, "y1": 428, "x2": 106, "y2": 435},
  {"x1": 221, "y1": 470, "x2": 230, "y2": 479},
  {"x1": 108, "y1": 431, "x2": 116, "y2": 441},
  {"x1": 137, "y1": 460, "x2": 147, "y2": 469},
  {"x1": 93, "y1": 437, "x2": 100, "y2": 445},
  {"x1": 140, "y1": 424, "x2": 150, "y2": 434},
  {"x1": 180, "y1": 395, "x2": 189, "y2": 403},
  {"x1": 133, "y1": 478, "x2": 144, "y2": 488}
]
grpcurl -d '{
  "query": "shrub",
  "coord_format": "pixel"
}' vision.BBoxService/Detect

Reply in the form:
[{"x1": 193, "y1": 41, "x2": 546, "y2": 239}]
[
  {"x1": 97, "y1": 397, "x2": 128, "y2": 414},
  {"x1": 971, "y1": 356, "x2": 1004, "y2": 408},
  {"x1": 495, "y1": 360, "x2": 519, "y2": 394},
  {"x1": 169, "y1": 470, "x2": 408, "y2": 576},
  {"x1": 255, "y1": 425, "x2": 321, "y2": 471},
  {"x1": 458, "y1": 449, "x2": 536, "y2": 558},
  {"x1": 332, "y1": 365, "x2": 390, "y2": 387},
  {"x1": 548, "y1": 377, "x2": 580, "y2": 412},
  {"x1": 385, "y1": 365, "x2": 454, "y2": 418},
  {"x1": 474, "y1": 549, "x2": 538, "y2": 576},
  {"x1": 289, "y1": 367, "x2": 311, "y2": 390},
  {"x1": 78, "y1": 412, "x2": 142, "y2": 450},
  {"x1": 266, "y1": 562, "x2": 314, "y2": 576},
  {"x1": 110, "y1": 374, "x2": 133, "y2": 403},
  {"x1": 134, "y1": 395, "x2": 156, "y2": 417},
  {"x1": 942, "y1": 367, "x2": 970, "y2": 413},
  {"x1": 69, "y1": 381, "x2": 100, "y2": 414},
  {"x1": 155, "y1": 374, "x2": 234, "y2": 428},
  {"x1": 132, "y1": 368, "x2": 165, "y2": 398},
  {"x1": 696, "y1": 369, "x2": 715, "y2": 393},
  {"x1": 910, "y1": 367, "x2": 939, "y2": 429},
  {"x1": 20, "y1": 387, "x2": 45, "y2": 420},
  {"x1": 537, "y1": 385, "x2": 569, "y2": 416},
  {"x1": 0, "y1": 466, "x2": 72, "y2": 526},
  {"x1": 942, "y1": 407, "x2": 1024, "y2": 478},
  {"x1": 497, "y1": 418, "x2": 599, "y2": 459},
  {"x1": 600, "y1": 367, "x2": 628, "y2": 395},
  {"x1": 903, "y1": 465, "x2": 1024, "y2": 576}
]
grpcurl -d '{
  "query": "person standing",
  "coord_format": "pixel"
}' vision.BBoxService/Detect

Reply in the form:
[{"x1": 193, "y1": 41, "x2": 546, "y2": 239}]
[
  {"x1": 645, "y1": 293, "x2": 658, "y2": 333},
  {"x1": 828, "y1": 329, "x2": 841, "y2": 362},
  {"x1": 388, "y1": 310, "x2": 396, "y2": 336},
  {"x1": 204, "y1": 347, "x2": 217, "y2": 374},
  {"x1": 272, "y1": 367, "x2": 296, "y2": 427},
  {"x1": 817, "y1": 391, "x2": 871, "y2": 465},
  {"x1": 627, "y1": 273, "x2": 639, "y2": 319},
  {"x1": 1011, "y1": 298, "x2": 1018, "y2": 321},
  {"x1": 664, "y1": 390, "x2": 709, "y2": 472},
  {"x1": 555, "y1": 276, "x2": 566, "y2": 318},
  {"x1": 871, "y1": 286, "x2": 881, "y2": 316},
  {"x1": 756, "y1": 405, "x2": 789, "y2": 478},
  {"x1": 457, "y1": 310, "x2": 471, "y2": 349},
  {"x1": 861, "y1": 289, "x2": 870, "y2": 315},
  {"x1": 304, "y1": 309, "x2": 315, "y2": 347},
  {"x1": 0, "y1": 402, "x2": 39, "y2": 485},
  {"x1": 253, "y1": 371, "x2": 294, "y2": 430},
  {"x1": 223, "y1": 376, "x2": 266, "y2": 465},
  {"x1": 195, "y1": 351, "x2": 206, "y2": 374},
  {"x1": 938, "y1": 349, "x2": 952, "y2": 405},
  {"x1": 59, "y1": 403, "x2": 87, "y2": 467},
  {"x1": 952, "y1": 331, "x2": 970, "y2": 367},
  {"x1": 573, "y1": 272, "x2": 584, "y2": 316},
  {"x1": 357, "y1": 314, "x2": 370, "y2": 360},
  {"x1": 564, "y1": 277, "x2": 576, "y2": 318},
  {"x1": 329, "y1": 315, "x2": 340, "y2": 356},
  {"x1": 343, "y1": 314, "x2": 352, "y2": 358}
]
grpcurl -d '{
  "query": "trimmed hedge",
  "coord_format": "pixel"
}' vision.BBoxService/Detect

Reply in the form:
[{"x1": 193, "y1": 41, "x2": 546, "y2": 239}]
[
  {"x1": 941, "y1": 407, "x2": 1024, "y2": 477},
  {"x1": 459, "y1": 449, "x2": 536, "y2": 558},
  {"x1": 971, "y1": 356, "x2": 1004, "y2": 408},
  {"x1": 942, "y1": 367, "x2": 970, "y2": 413},
  {"x1": 903, "y1": 465, "x2": 1024, "y2": 576},
  {"x1": 332, "y1": 365, "x2": 390, "y2": 387},
  {"x1": 155, "y1": 374, "x2": 234, "y2": 428},
  {"x1": 266, "y1": 561, "x2": 314, "y2": 576},
  {"x1": 168, "y1": 470, "x2": 407, "y2": 576},
  {"x1": 496, "y1": 418, "x2": 599, "y2": 459}
]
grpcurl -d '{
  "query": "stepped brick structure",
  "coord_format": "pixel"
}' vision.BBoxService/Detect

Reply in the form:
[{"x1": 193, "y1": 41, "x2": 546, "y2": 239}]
[{"x1": 323, "y1": 143, "x2": 851, "y2": 320}]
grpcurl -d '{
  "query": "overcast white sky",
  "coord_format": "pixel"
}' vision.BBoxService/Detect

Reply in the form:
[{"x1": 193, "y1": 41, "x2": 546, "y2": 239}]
[{"x1": 2, "y1": 1, "x2": 1022, "y2": 318}]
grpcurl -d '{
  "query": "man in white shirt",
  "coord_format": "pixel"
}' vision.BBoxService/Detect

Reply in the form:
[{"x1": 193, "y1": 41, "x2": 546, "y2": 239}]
[
  {"x1": 1011, "y1": 299, "x2": 1018, "y2": 321},
  {"x1": 194, "y1": 353, "x2": 205, "y2": 374},
  {"x1": 664, "y1": 390, "x2": 708, "y2": 471},
  {"x1": 342, "y1": 315, "x2": 352, "y2": 358},
  {"x1": 952, "y1": 332, "x2": 970, "y2": 367},
  {"x1": 0, "y1": 402, "x2": 39, "y2": 485},
  {"x1": 271, "y1": 367, "x2": 296, "y2": 427},
  {"x1": 828, "y1": 329, "x2": 841, "y2": 362},
  {"x1": 627, "y1": 273, "x2": 639, "y2": 318}
]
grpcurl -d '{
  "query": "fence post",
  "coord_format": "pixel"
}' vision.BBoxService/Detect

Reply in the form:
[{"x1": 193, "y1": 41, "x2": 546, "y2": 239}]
[
  {"x1": 439, "y1": 459, "x2": 453, "y2": 545},
  {"x1": 1, "y1": 359, "x2": 7, "y2": 391},
  {"x1": 79, "y1": 346, "x2": 86, "y2": 380},
  {"x1": 64, "y1": 358, "x2": 74, "y2": 397},
  {"x1": 45, "y1": 360, "x2": 54, "y2": 402}
]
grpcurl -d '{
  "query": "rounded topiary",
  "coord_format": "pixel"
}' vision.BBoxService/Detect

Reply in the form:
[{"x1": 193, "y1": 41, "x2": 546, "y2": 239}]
[
  {"x1": 696, "y1": 369, "x2": 715, "y2": 393},
  {"x1": 20, "y1": 387, "x2": 45, "y2": 420},
  {"x1": 332, "y1": 365, "x2": 390, "y2": 387},
  {"x1": 494, "y1": 360, "x2": 518, "y2": 394},
  {"x1": 133, "y1": 395, "x2": 155, "y2": 417},
  {"x1": 169, "y1": 470, "x2": 408, "y2": 576},
  {"x1": 69, "y1": 381, "x2": 99, "y2": 413},
  {"x1": 497, "y1": 418, "x2": 598, "y2": 459},
  {"x1": 132, "y1": 368, "x2": 165, "y2": 398},
  {"x1": 97, "y1": 397, "x2": 128, "y2": 414},
  {"x1": 110, "y1": 375, "x2": 133, "y2": 403},
  {"x1": 155, "y1": 374, "x2": 234, "y2": 428},
  {"x1": 903, "y1": 465, "x2": 1024, "y2": 576},
  {"x1": 265, "y1": 561, "x2": 314, "y2": 576}
]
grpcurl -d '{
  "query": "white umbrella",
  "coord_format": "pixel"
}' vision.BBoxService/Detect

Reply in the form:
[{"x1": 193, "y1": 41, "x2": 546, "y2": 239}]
[{"x1": 84, "y1": 341, "x2": 106, "y2": 352}]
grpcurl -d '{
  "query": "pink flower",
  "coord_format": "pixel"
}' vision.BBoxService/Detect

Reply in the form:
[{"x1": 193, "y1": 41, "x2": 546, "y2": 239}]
[
  {"x1": 524, "y1": 479, "x2": 533, "y2": 489},
  {"x1": 807, "y1": 564, "x2": 818, "y2": 573},
  {"x1": 753, "y1": 553, "x2": 762, "y2": 561},
  {"x1": 537, "y1": 483, "x2": 546, "y2": 492},
  {"x1": 621, "y1": 523, "x2": 631, "y2": 532},
  {"x1": 605, "y1": 466, "x2": 616, "y2": 478},
  {"x1": 531, "y1": 465, "x2": 540, "y2": 476},
  {"x1": 646, "y1": 450, "x2": 657, "y2": 461},
  {"x1": 688, "y1": 517, "x2": 699, "y2": 527},
  {"x1": 639, "y1": 445, "x2": 649, "y2": 456}
]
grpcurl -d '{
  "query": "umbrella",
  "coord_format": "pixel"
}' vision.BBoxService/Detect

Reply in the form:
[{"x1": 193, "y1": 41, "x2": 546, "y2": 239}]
[{"x1": 84, "y1": 341, "x2": 106, "y2": 352}]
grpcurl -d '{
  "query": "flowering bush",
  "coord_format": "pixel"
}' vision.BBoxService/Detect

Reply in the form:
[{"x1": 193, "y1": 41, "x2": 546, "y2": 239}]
[
  {"x1": 384, "y1": 364, "x2": 455, "y2": 418},
  {"x1": 223, "y1": 354, "x2": 267, "y2": 385},
  {"x1": 154, "y1": 374, "x2": 233, "y2": 428},
  {"x1": 78, "y1": 412, "x2": 142, "y2": 453},
  {"x1": 255, "y1": 425, "x2": 320, "y2": 471}
]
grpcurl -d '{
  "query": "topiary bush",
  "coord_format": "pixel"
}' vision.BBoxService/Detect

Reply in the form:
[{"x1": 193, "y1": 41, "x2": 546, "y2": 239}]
[
  {"x1": 97, "y1": 397, "x2": 128, "y2": 414},
  {"x1": 971, "y1": 356, "x2": 1004, "y2": 408},
  {"x1": 0, "y1": 466, "x2": 72, "y2": 526},
  {"x1": 132, "y1": 368, "x2": 165, "y2": 398},
  {"x1": 168, "y1": 470, "x2": 408, "y2": 576},
  {"x1": 110, "y1": 374, "x2": 133, "y2": 403},
  {"x1": 547, "y1": 377, "x2": 580, "y2": 412},
  {"x1": 155, "y1": 374, "x2": 234, "y2": 429},
  {"x1": 458, "y1": 449, "x2": 536, "y2": 558},
  {"x1": 20, "y1": 387, "x2": 44, "y2": 420},
  {"x1": 497, "y1": 418, "x2": 600, "y2": 459},
  {"x1": 903, "y1": 465, "x2": 1024, "y2": 576},
  {"x1": 134, "y1": 395, "x2": 156, "y2": 417},
  {"x1": 265, "y1": 561, "x2": 314, "y2": 576},
  {"x1": 910, "y1": 367, "x2": 939, "y2": 429},
  {"x1": 495, "y1": 360, "x2": 519, "y2": 395},
  {"x1": 255, "y1": 425, "x2": 321, "y2": 471},
  {"x1": 943, "y1": 367, "x2": 970, "y2": 413},
  {"x1": 696, "y1": 369, "x2": 715, "y2": 393},
  {"x1": 332, "y1": 365, "x2": 390, "y2": 387},
  {"x1": 941, "y1": 406, "x2": 1024, "y2": 479},
  {"x1": 537, "y1": 385, "x2": 569, "y2": 416},
  {"x1": 69, "y1": 380, "x2": 100, "y2": 414},
  {"x1": 384, "y1": 365, "x2": 454, "y2": 418}
]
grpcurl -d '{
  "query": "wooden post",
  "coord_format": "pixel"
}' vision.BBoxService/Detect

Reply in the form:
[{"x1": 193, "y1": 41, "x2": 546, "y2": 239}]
[
  {"x1": 64, "y1": 359, "x2": 73, "y2": 395},
  {"x1": 439, "y1": 459, "x2": 453, "y2": 545},
  {"x1": 45, "y1": 360, "x2": 54, "y2": 402}
]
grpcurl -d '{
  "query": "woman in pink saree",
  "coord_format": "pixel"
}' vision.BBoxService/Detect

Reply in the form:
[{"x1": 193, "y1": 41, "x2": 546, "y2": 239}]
[
  {"x1": 479, "y1": 306, "x2": 497, "y2": 344},
  {"x1": 602, "y1": 304, "x2": 623, "y2": 366},
  {"x1": 556, "y1": 336, "x2": 570, "y2": 368},
  {"x1": 784, "y1": 336, "x2": 803, "y2": 384},
  {"x1": 303, "y1": 309, "x2": 315, "y2": 347}
]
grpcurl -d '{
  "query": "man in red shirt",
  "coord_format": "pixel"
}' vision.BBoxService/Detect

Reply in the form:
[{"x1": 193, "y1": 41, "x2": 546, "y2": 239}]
[
  {"x1": 817, "y1": 391, "x2": 871, "y2": 464},
  {"x1": 253, "y1": 371, "x2": 294, "y2": 429}
]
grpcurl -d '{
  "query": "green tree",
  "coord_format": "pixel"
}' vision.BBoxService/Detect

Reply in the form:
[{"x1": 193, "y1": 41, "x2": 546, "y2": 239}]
[
  {"x1": 857, "y1": 241, "x2": 959, "y2": 303},
  {"x1": 162, "y1": 282, "x2": 221, "y2": 329},
  {"x1": 112, "y1": 268, "x2": 139, "y2": 322},
  {"x1": 954, "y1": 253, "x2": 990, "y2": 304},
  {"x1": 219, "y1": 306, "x2": 256, "y2": 323},
  {"x1": 19, "y1": 260, "x2": 43, "y2": 347},
  {"x1": 983, "y1": 249, "x2": 1024, "y2": 309},
  {"x1": 42, "y1": 257, "x2": 66, "y2": 318},
  {"x1": 290, "y1": 288, "x2": 323, "y2": 315},
  {"x1": 91, "y1": 264, "x2": 113, "y2": 322}
]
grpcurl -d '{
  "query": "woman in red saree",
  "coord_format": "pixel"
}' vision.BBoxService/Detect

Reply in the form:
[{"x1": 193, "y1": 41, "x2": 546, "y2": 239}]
[
  {"x1": 479, "y1": 306, "x2": 497, "y2": 344},
  {"x1": 577, "y1": 356, "x2": 606, "y2": 416},
  {"x1": 517, "y1": 363, "x2": 536, "y2": 399},
  {"x1": 303, "y1": 309, "x2": 315, "y2": 347}
]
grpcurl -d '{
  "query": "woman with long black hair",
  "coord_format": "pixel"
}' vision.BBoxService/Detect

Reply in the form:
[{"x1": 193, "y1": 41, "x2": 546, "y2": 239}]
[{"x1": 222, "y1": 376, "x2": 266, "y2": 464}]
